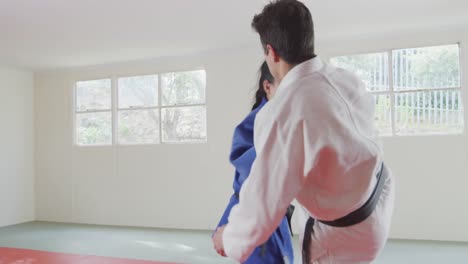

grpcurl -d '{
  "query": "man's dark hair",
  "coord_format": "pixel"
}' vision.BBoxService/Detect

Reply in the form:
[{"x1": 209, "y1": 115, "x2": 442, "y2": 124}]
[{"x1": 251, "y1": 0, "x2": 316, "y2": 65}]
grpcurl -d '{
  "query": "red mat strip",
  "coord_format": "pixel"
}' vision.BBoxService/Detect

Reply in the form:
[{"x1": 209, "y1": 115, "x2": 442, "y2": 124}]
[{"x1": 0, "y1": 247, "x2": 183, "y2": 264}]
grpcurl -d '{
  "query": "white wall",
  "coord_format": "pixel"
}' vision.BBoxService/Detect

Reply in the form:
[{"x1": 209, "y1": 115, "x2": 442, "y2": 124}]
[
  {"x1": 0, "y1": 66, "x2": 35, "y2": 227},
  {"x1": 35, "y1": 47, "x2": 264, "y2": 229},
  {"x1": 35, "y1": 25, "x2": 468, "y2": 242}
]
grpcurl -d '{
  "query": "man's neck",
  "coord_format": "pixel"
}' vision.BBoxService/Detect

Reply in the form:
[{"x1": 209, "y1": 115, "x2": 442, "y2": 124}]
[
  {"x1": 276, "y1": 61, "x2": 296, "y2": 84},
  {"x1": 276, "y1": 55, "x2": 316, "y2": 84}
]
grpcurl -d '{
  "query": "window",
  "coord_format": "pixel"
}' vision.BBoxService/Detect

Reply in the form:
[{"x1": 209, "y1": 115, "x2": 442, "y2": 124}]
[
  {"x1": 118, "y1": 75, "x2": 160, "y2": 144},
  {"x1": 75, "y1": 79, "x2": 112, "y2": 145},
  {"x1": 331, "y1": 44, "x2": 463, "y2": 136},
  {"x1": 75, "y1": 70, "x2": 207, "y2": 146},
  {"x1": 160, "y1": 71, "x2": 207, "y2": 143}
]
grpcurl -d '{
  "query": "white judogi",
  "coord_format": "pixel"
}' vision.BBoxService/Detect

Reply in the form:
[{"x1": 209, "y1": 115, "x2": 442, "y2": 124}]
[{"x1": 222, "y1": 57, "x2": 395, "y2": 263}]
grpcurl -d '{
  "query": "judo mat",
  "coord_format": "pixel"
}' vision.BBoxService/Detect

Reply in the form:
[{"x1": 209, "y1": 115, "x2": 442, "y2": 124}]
[{"x1": 0, "y1": 247, "x2": 182, "y2": 264}]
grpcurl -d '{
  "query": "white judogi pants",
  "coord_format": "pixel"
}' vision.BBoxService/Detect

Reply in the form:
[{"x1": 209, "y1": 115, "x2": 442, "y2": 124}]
[{"x1": 300, "y1": 167, "x2": 395, "y2": 264}]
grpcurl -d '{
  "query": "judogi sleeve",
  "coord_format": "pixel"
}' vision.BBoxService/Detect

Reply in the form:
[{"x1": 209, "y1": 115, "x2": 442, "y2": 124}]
[{"x1": 223, "y1": 112, "x2": 320, "y2": 262}]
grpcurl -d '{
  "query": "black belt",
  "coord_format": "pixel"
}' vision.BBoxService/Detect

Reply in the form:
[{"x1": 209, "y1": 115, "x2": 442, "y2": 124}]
[
  {"x1": 234, "y1": 193, "x2": 295, "y2": 236},
  {"x1": 302, "y1": 163, "x2": 386, "y2": 264}
]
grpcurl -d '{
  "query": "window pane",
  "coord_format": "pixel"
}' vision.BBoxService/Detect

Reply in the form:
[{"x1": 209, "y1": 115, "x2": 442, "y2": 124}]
[
  {"x1": 118, "y1": 109, "x2": 160, "y2": 144},
  {"x1": 76, "y1": 79, "x2": 111, "y2": 111},
  {"x1": 331, "y1": 53, "x2": 389, "y2": 92},
  {"x1": 395, "y1": 90, "x2": 464, "y2": 135},
  {"x1": 118, "y1": 75, "x2": 158, "y2": 108},
  {"x1": 162, "y1": 106, "x2": 207, "y2": 143},
  {"x1": 373, "y1": 94, "x2": 392, "y2": 136},
  {"x1": 161, "y1": 70, "x2": 206, "y2": 106},
  {"x1": 393, "y1": 44, "x2": 460, "y2": 91},
  {"x1": 76, "y1": 112, "x2": 112, "y2": 145}
]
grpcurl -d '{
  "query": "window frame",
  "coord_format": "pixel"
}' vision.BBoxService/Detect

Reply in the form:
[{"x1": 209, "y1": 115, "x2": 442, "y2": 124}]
[
  {"x1": 74, "y1": 78, "x2": 113, "y2": 147},
  {"x1": 330, "y1": 43, "x2": 464, "y2": 136},
  {"x1": 73, "y1": 68, "x2": 207, "y2": 147}
]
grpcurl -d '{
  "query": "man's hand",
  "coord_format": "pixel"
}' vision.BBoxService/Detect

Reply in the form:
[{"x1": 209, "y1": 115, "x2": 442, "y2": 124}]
[{"x1": 212, "y1": 225, "x2": 227, "y2": 257}]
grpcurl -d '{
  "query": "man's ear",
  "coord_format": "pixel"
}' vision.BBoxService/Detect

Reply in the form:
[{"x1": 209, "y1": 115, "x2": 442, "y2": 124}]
[{"x1": 266, "y1": 44, "x2": 280, "y2": 63}]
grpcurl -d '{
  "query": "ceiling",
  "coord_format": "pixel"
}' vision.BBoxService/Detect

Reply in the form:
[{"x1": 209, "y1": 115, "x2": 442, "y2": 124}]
[{"x1": 1, "y1": 0, "x2": 467, "y2": 70}]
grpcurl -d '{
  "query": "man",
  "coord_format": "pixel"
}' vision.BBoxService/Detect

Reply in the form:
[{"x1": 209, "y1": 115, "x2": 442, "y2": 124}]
[{"x1": 213, "y1": 0, "x2": 395, "y2": 263}]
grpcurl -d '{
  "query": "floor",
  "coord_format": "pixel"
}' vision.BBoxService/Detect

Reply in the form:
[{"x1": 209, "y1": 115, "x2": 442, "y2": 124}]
[{"x1": 0, "y1": 222, "x2": 467, "y2": 264}]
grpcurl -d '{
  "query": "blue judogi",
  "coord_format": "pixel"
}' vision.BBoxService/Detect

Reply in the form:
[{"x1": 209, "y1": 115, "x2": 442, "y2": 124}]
[{"x1": 215, "y1": 98, "x2": 294, "y2": 264}]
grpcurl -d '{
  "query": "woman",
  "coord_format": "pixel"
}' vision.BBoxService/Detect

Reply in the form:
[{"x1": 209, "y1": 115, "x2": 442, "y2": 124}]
[{"x1": 214, "y1": 62, "x2": 294, "y2": 264}]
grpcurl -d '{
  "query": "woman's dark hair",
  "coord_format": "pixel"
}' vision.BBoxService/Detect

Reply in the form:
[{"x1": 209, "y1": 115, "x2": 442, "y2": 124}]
[{"x1": 252, "y1": 61, "x2": 274, "y2": 110}]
